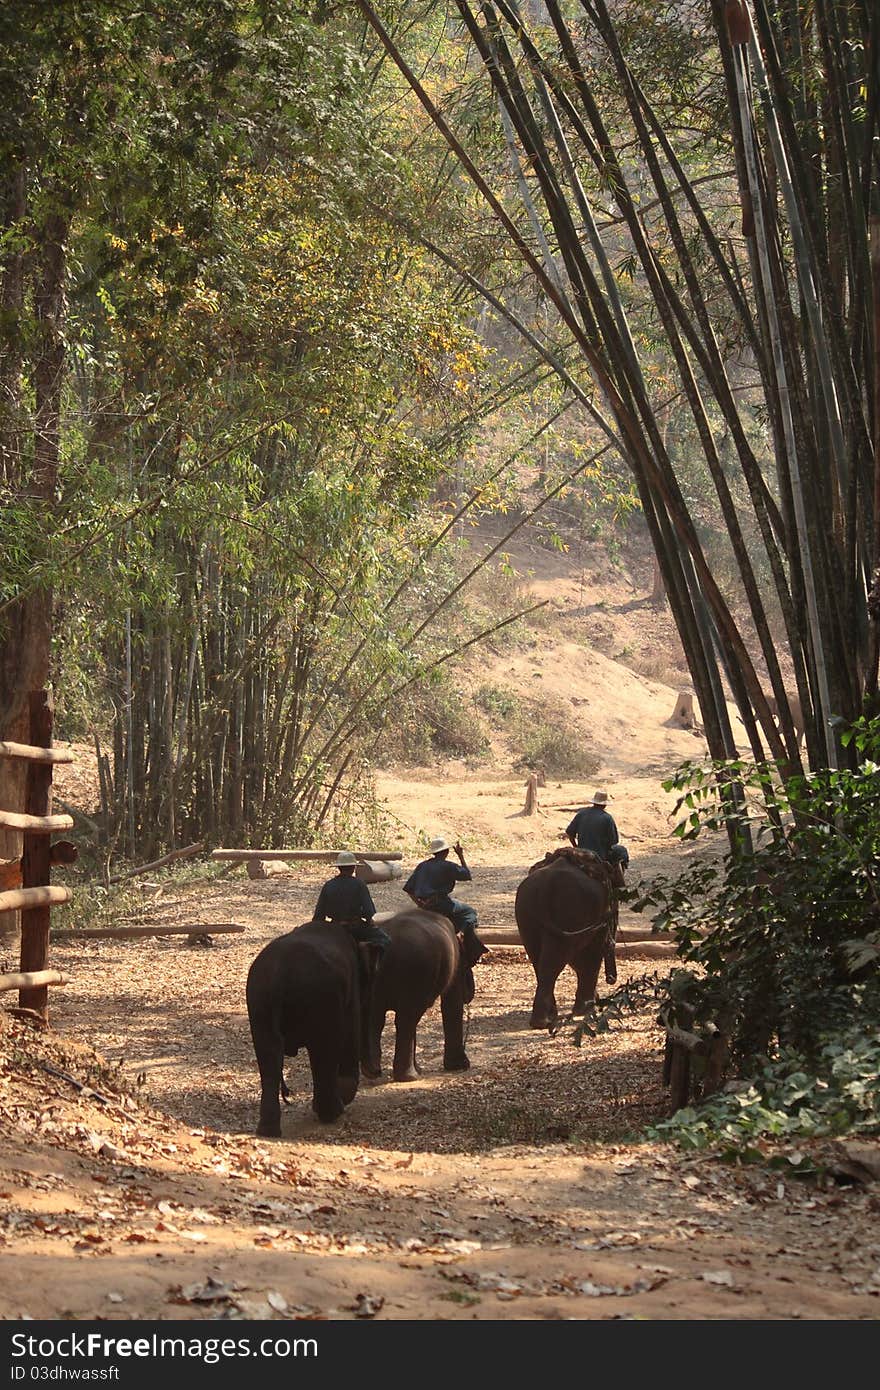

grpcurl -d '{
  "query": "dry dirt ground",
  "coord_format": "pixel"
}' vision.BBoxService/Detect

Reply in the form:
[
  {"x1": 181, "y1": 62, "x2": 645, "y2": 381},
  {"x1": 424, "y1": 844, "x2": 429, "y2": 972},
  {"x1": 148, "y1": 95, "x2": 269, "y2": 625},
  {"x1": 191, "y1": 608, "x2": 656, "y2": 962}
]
[{"x1": 2, "y1": 544, "x2": 878, "y2": 1322}]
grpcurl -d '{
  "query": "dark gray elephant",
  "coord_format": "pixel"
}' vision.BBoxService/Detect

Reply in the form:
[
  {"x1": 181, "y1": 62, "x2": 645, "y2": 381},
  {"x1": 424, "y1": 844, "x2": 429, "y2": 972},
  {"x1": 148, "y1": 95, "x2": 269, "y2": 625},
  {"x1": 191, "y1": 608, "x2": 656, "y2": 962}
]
[
  {"x1": 362, "y1": 908, "x2": 470, "y2": 1081},
  {"x1": 514, "y1": 849, "x2": 612, "y2": 1029},
  {"x1": 245, "y1": 921, "x2": 364, "y2": 1136}
]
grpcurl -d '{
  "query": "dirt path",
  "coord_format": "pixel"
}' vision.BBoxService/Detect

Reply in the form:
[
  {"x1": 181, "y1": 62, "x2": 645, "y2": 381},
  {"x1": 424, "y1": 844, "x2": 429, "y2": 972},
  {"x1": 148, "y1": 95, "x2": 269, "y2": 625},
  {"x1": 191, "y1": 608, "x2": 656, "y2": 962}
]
[
  {"x1": 2, "y1": 843, "x2": 878, "y2": 1322},
  {"x1": 2, "y1": 546, "x2": 876, "y2": 1320}
]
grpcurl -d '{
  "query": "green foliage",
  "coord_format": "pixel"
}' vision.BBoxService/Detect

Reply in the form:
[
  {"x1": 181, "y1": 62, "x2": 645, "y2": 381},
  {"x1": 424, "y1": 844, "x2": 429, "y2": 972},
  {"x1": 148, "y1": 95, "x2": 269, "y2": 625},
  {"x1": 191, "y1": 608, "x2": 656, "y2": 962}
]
[
  {"x1": 571, "y1": 972, "x2": 667, "y2": 1045},
  {"x1": 649, "y1": 1029, "x2": 880, "y2": 1156},
  {"x1": 510, "y1": 695, "x2": 600, "y2": 780},
  {"x1": 386, "y1": 673, "x2": 491, "y2": 765},
  {"x1": 634, "y1": 720, "x2": 880, "y2": 1080},
  {"x1": 474, "y1": 683, "x2": 520, "y2": 722}
]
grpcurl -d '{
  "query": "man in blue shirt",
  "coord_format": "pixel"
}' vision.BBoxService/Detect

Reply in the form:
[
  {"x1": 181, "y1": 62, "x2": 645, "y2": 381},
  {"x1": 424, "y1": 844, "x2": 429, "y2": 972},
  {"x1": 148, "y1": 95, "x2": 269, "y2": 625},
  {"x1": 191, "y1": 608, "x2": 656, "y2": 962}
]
[
  {"x1": 566, "y1": 791, "x2": 629, "y2": 877},
  {"x1": 404, "y1": 836, "x2": 488, "y2": 967},
  {"x1": 313, "y1": 852, "x2": 391, "y2": 952},
  {"x1": 565, "y1": 792, "x2": 628, "y2": 986}
]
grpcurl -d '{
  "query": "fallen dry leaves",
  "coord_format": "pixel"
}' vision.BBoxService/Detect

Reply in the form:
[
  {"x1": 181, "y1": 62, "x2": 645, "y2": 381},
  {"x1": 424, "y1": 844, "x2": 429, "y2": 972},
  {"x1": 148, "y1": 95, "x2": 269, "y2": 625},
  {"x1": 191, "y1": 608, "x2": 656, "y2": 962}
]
[{"x1": 1, "y1": 868, "x2": 879, "y2": 1321}]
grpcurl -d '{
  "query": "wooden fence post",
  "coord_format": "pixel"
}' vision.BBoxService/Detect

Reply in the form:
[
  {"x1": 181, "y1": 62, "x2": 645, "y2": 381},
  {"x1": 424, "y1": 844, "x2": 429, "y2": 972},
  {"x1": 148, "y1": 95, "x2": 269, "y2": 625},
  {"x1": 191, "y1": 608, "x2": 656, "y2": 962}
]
[{"x1": 19, "y1": 691, "x2": 54, "y2": 1019}]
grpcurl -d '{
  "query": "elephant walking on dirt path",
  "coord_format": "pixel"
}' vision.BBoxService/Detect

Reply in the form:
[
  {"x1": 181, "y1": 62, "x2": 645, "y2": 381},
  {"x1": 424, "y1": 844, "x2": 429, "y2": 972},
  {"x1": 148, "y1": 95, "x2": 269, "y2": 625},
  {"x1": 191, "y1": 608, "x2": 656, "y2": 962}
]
[
  {"x1": 514, "y1": 849, "x2": 613, "y2": 1030},
  {"x1": 363, "y1": 907, "x2": 470, "y2": 1081},
  {"x1": 246, "y1": 921, "x2": 364, "y2": 1135}
]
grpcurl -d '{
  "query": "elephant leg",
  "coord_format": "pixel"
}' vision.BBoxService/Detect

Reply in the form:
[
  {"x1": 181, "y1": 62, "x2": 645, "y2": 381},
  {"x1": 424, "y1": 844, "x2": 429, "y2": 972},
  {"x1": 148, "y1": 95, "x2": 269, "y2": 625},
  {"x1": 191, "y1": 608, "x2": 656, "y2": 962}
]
[
  {"x1": 530, "y1": 941, "x2": 563, "y2": 1030},
  {"x1": 441, "y1": 976, "x2": 469, "y2": 1071},
  {"x1": 362, "y1": 999, "x2": 385, "y2": 1080},
  {"x1": 307, "y1": 1043, "x2": 345, "y2": 1123},
  {"x1": 573, "y1": 950, "x2": 603, "y2": 1014},
  {"x1": 338, "y1": 1013, "x2": 360, "y2": 1106},
  {"x1": 391, "y1": 1008, "x2": 421, "y2": 1082},
  {"x1": 251, "y1": 1023, "x2": 284, "y2": 1138}
]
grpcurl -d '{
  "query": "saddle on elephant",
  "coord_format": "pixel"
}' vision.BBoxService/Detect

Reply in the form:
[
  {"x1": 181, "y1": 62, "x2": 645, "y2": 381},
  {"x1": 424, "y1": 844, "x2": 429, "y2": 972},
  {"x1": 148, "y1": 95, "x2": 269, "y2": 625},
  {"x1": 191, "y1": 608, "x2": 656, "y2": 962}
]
[{"x1": 528, "y1": 845, "x2": 615, "y2": 886}]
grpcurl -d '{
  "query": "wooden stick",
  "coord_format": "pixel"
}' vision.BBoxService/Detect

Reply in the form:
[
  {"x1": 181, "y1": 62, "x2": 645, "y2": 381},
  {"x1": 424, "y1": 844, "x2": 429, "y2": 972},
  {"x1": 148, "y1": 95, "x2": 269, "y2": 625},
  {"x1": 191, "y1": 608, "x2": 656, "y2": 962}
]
[
  {"x1": 0, "y1": 885, "x2": 71, "y2": 913},
  {"x1": 211, "y1": 848, "x2": 404, "y2": 862},
  {"x1": 0, "y1": 740, "x2": 74, "y2": 765},
  {"x1": 668, "y1": 1042, "x2": 692, "y2": 1111},
  {"x1": 0, "y1": 810, "x2": 74, "y2": 833},
  {"x1": 0, "y1": 969, "x2": 66, "y2": 992},
  {"x1": 665, "y1": 1025, "x2": 705, "y2": 1053},
  {"x1": 108, "y1": 841, "x2": 205, "y2": 884},
  {"x1": 54, "y1": 922, "x2": 245, "y2": 941}
]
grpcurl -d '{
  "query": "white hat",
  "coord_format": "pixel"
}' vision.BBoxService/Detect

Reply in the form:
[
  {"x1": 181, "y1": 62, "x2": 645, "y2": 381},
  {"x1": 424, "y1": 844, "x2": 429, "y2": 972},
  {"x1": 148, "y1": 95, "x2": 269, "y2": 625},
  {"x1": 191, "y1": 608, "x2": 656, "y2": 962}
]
[
  {"x1": 335, "y1": 851, "x2": 357, "y2": 867},
  {"x1": 429, "y1": 836, "x2": 450, "y2": 854},
  {"x1": 592, "y1": 790, "x2": 611, "y2": 804}
]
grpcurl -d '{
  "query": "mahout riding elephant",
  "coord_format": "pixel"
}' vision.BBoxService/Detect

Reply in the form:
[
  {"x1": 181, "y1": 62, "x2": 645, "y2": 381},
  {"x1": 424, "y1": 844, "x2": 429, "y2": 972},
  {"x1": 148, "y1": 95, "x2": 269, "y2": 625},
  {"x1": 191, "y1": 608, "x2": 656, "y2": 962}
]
[
  {"x1": 362, "y1": 907, "x2": 470, "y2": 1082},
  {"x1": 514, "y1": 848, "x2": 613, "y2": 1029},
  {"x1": 246, "y1": 921, "x2": 364, "y2": 1136}
]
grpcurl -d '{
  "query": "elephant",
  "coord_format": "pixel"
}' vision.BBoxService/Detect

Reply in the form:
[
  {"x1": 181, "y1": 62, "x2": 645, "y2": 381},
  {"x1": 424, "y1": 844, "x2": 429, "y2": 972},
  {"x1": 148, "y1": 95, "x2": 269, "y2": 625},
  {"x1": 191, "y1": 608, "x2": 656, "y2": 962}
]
[
  {"x1": 246, "y1": 920, "x2": 364, "y2": 1136},
  {"x1": 514, "y1": 848, "x2": 613, "y2": 1030},
  {"x1": 362, "y1": 907, "x2": 470, "y2": 1082}
]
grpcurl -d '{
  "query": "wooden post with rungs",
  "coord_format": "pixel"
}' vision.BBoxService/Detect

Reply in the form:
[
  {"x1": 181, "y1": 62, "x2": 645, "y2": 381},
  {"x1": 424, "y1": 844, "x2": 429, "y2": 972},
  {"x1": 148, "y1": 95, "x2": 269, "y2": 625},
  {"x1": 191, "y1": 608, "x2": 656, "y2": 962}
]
[{"x1": 19, "y1": 691, "x2": 55, "y2": 1020}]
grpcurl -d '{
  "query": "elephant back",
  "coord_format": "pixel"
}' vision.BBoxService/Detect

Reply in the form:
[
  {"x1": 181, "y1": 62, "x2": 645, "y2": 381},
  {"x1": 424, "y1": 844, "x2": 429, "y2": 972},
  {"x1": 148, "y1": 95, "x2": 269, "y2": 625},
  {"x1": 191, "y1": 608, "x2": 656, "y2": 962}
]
[
  {"x1": 515, "y1": 856, "x2": 610, "y2": 940},
  {"x1": 374, "y1": 908, "x2": 459, "y2": 1003}
]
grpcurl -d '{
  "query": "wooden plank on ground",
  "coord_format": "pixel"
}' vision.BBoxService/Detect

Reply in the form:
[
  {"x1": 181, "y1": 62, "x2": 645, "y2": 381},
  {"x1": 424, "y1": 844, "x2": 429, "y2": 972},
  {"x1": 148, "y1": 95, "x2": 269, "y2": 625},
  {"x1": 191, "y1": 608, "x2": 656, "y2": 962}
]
[
  {"x1": 0, "y1": 810, "x2": 74, "y2": 834},
  {"x1": 0, "y1": 969, "x2": 66, "y2": 993},
  {"x1": 55, "y1": 923, "x2": 245, "y2": 941},
  {"x1": 211, "y1": 848, "x2": 403, "y2": 862},
  {"x1": 0, "y1": 885, "x2": 71, "y2": 913},
  {"x1": 0, "y1": 741, "x2": 74, "y2": 765}
]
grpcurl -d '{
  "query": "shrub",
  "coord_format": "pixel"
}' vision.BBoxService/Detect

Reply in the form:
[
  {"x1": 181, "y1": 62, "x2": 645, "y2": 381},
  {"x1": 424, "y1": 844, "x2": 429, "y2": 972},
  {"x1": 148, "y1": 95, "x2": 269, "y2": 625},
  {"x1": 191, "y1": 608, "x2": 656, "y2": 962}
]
[
  {"x1": 635, "y1": 720, "x2": 880, "y2": 1075},
  {"x1": 649, "y1": 1027, "x2": 880, "y2": 1155},
  {"x1": 510, "y1": 694, "x2": 600, "y2": 779}
]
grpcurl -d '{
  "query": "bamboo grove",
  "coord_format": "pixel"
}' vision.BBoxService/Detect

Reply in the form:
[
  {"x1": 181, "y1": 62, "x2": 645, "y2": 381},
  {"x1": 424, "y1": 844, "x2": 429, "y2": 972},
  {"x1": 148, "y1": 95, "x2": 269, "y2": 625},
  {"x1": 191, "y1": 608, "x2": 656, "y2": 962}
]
[{"x1": 359, "y1": 0, "x2": 880, "y2": 777}]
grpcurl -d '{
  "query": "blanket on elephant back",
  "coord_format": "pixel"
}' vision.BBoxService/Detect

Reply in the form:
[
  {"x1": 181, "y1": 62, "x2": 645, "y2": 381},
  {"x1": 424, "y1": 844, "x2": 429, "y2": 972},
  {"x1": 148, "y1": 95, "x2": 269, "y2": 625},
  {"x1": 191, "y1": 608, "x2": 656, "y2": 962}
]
[{"x1": 527, "y1": 846, "x2": 614, "y2": 887}]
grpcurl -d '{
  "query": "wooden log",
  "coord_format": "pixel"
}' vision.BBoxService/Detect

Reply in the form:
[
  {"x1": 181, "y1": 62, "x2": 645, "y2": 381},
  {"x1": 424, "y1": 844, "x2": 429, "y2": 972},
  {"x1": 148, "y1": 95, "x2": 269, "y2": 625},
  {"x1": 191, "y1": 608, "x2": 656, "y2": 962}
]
[
  {"x1": 615, "y1": 941, "x2": 678, "y2": 960},
  {"x1": 0, "y1": 841, "x2": 78, "y2": 893},
  {"x1": 48, "y1": 839, "x2": 78, "y2": 866},
  {"x1": 246, "y1": 859, "x2": 290, "y2": 879},
  {"x1": 108, "y1": 841, "x2": 205, "y2": 884},
  {"x1": 0, "y1": 741, "x2": 74, "y2": 765},
  {"x1": 20, "y1": 692, "x2": 55, "y2": 1019},
  {"x1": 0, "y1": 810, "x2": 74, "y2": 833},
  {"x1": 0, "y1": 885, "x2": 72, "y2": 913},
  {"x1": 668, "y1": 1042, "x2": 692, "y2": 1112},
  {"x1": 54, "y1": 922, "x2": 245, "y2": 941},
  {"x1": 211, "y1": 848, "x2": 403, "y2": 862},
  {"x1": 701, "y1": 1033, "x2": 730, "y2": 1097},
  {"x1": 665, "y1": 1025, "x2": 705, "y2": 1053},
  {"x1": 662, "y1": 1034, "x2": 674, "y2": 1086},
  {"x1": 477, "y1": 926, "x2": 675, "y2": 945},
  {"x1": 355, "y1": 860, "x2": 403, "y2": 884},
  {"x1": 0, "y1": 969, "x2": 66, "y2": 993}
]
